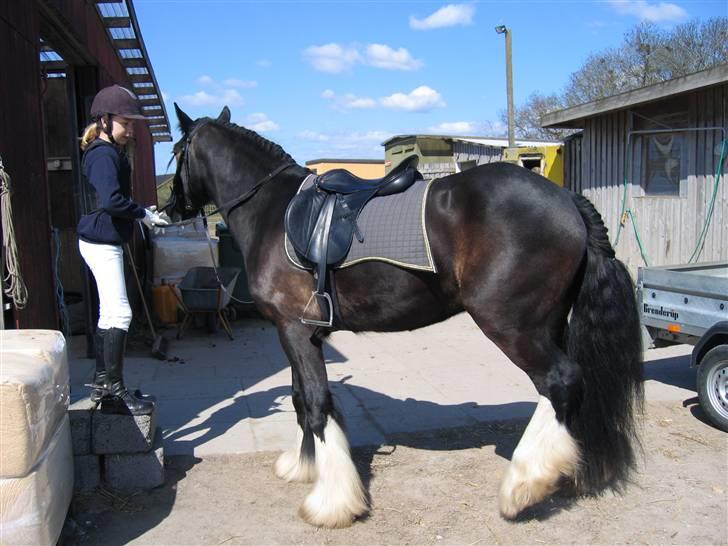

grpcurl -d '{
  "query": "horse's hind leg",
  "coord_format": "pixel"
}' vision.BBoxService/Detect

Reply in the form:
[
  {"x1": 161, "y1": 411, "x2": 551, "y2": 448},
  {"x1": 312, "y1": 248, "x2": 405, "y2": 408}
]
[
  {"x1": 468, "y1": 300, "x2": 583, "y2": 518},
  {"x1": 274, "y1": 320, "x2": 367, "y2": 528},
  {"x1": 274, "y1": 367, "x2": 316, "y2": 483},
  {"x1": 496, "y1": 334, "x2": 583, "y2": 518}
]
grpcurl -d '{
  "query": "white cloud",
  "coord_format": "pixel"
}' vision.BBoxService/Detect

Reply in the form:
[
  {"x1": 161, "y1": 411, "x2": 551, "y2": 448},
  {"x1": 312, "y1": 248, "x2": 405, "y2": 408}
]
[
  {"x1": 342, "y1": 94, "x2": 377, "y2": 109},
  {"x1": 178, "y1": 89, "x2": 244, "y2": 107},
  {"x1": 425, "y1": 120, "x2": 508, "y2": 136},
  {"x1": 256, "y1": 59, "x2": 272, "y2": 68},
  {"x1": 223, "y1": 78, "x2": 257, "y2": 88},
  {"x1": 161, "y1": 91, "x2": 170, "y2": 102},
  {"x1": 299, "y1": 130, "x2": 330, "y2": 141},
  {"x1": 321, "y1": 90, "x2": 377, "y2": 110},
  {"x1": 410, "y1": 4, "x2": 475, "y2": 30},
  {"x1": 380, "y1": 86, "x2": 445, "y2": 112},
  {"x1": 364, "y1": 44, "x2": 423, "y2": 71},
  {"x1": 304, "y1": 43, "x2": 361, "y2": 73},
  {"x1": 305, "y1": 43, "x2": 422, "y2": 73},
  {"x1": 247, "y1": 112, "x2": 279, "y2": 132},
  {"x1": 178, "y1": 75, "x2": 256, "y2": 108},
  {"x1": 331, "y1": 131, "x2": 394, "y2": 151},
  {"x1": 607, "y1": 0, "x2": 688, "y2": 22},
  {"x1": 427, "y1": 121, "x2": 479, "y2": 134},
  {"x1": 323, "y1": 86, "x2": 445, "y2": 112},
  {"x1": 340, "y1": 131, "x2": 392, "y2": 143}
]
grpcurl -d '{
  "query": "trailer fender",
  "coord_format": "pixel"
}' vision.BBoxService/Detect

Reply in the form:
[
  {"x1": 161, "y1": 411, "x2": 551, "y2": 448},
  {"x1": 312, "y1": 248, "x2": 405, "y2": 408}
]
[{"x1": 691, "y1": 321, "x2": 728, "y2": 367}]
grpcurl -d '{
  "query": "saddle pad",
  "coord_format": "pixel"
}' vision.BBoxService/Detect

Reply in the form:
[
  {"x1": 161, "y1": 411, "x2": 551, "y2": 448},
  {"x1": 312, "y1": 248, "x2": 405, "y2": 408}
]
[{"x1": 285, "y1": 176, "x2": 437, "y2": 272}]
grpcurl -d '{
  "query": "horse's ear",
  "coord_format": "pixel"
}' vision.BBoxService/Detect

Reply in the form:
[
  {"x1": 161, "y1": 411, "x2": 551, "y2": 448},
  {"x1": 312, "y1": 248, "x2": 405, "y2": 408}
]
[
  {"x1": 217, "y1": 106, "x2": 231, "y2": 123},
  {"x1": 174, "y1": 102, "x2": 194, "y2": 134}
]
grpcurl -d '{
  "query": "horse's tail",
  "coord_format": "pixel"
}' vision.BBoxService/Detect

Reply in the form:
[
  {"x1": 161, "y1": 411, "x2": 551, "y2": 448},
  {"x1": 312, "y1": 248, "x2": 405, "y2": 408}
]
[{"x1": 567, "y1": 193, "x2": 644, "y2": 493}]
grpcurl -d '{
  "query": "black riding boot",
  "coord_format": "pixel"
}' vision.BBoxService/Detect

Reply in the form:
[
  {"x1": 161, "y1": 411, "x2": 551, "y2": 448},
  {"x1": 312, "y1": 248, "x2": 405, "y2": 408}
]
[
  {"x1": 89, "y1": 328, "x2": 108, "y2": 402},
  {"x1": 103, "y1": 327, "x2": 155, "y2": 415}
]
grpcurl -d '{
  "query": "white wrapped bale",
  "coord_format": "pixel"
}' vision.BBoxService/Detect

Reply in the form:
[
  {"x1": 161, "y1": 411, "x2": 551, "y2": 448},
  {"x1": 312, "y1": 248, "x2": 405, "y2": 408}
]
[
  {"x1": 0, "y1": 415, "x2": 73, "y2": 546},
  {"x1": 0, "y1": 330, "x2": 70, "y2": 478}
]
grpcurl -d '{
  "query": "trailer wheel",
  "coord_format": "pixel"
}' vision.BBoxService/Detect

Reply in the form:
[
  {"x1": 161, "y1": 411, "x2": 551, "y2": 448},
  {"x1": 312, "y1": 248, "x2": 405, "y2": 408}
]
[{"x1": 697, "y1": 345, "x2": 728, "y2": 432}]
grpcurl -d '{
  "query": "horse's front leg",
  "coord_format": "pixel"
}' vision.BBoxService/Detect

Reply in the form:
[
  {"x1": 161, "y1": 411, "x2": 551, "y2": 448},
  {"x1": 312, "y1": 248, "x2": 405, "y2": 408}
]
[
  {"x1": 274, "y1": 319, "x2": 368, "y2": 528},
  {"x1": 274, "y1": 366, "x2": 317, "y2": 483}
]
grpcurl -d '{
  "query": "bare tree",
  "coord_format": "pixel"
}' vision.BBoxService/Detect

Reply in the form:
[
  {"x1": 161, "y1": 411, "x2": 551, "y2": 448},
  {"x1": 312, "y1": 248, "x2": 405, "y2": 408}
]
[
  {"x1": 500, "y1": 93, "x2": 576, "y2": 141},
  {"x1": 508, "y1": 17, "x2": 728, "y2": 139}
]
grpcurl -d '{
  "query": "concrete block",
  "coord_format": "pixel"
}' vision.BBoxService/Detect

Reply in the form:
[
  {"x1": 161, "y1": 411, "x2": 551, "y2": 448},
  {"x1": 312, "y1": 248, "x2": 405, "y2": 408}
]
[
  {"x1": 68, "y1": 397, "x2": 96, "y2": 455},
  {"x1": 104, "y1": 430, "x2": 164, "y2": 490},
  {"x1": 92, "y1": 408, "x2": 157, "y2": 454},
  {"x1": 73, "y1": 454, "x2": 100, "y2": 491}
]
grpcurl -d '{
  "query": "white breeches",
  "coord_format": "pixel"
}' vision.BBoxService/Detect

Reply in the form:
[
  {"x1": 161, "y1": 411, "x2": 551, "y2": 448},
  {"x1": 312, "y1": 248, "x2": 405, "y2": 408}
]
[{"x1": 79, "y1": 240, "x2": 132, "y2": 331}]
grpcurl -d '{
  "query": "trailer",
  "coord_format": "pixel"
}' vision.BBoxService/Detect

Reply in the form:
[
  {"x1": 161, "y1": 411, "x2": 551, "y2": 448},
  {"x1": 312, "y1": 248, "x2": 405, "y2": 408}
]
[{"x1": 638, "y1": 262, "x2": 728, "y2": 431}]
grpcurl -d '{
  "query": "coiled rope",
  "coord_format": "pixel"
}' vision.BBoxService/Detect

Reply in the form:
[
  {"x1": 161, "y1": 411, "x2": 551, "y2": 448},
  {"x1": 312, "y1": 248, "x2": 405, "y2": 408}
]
[{"x1": 1, "y1": 158, "x2": 28, "y2": 309}]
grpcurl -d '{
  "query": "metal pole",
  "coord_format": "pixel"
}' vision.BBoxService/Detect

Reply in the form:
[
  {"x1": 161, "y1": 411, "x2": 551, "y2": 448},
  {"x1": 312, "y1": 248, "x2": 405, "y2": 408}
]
[{"x1": 505, "y1": 29, "x2": 515, "y2": 148}]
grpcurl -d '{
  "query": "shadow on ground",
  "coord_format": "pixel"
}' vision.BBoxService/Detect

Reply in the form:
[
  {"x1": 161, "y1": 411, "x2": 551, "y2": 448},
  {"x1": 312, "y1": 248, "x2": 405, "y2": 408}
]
[
  {"x1": 67, "y1": 394, "x2": 535, "y2": 544},
  {"x1": 643, "y1": 352, "x2": 695, "y2": 391}
]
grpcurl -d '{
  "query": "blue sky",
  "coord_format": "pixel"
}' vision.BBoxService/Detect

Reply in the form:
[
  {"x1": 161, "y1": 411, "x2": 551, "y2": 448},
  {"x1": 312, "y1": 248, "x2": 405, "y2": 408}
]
[{"x1": 134, "y1": 0, "x2": 726, "y2": 175}]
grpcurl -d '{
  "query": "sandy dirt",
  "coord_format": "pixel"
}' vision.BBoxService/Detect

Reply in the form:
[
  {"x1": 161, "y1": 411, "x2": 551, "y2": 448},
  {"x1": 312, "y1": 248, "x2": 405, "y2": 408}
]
[{"x1": 67, "y1": 400, "x2": 727, "y2": 546}]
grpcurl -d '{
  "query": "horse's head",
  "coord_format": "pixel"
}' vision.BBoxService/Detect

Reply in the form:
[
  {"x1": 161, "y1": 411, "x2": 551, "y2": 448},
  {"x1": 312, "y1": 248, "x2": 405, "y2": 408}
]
[{"x1": 165, "y1": 103, "x2": 231, "y2": 220}]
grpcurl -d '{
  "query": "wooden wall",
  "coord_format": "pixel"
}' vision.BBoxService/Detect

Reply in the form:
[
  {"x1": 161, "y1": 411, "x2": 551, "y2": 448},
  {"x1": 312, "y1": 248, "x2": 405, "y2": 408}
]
[
  {"x1": 575, "y1": 83, "x2": 727, "y2": 275},
  {"x1": 1, "y1": 0, "x2": 160, "y2": 329},
  {"x1": 0, "y1": 2, "x2": 58, "y2": 329}
]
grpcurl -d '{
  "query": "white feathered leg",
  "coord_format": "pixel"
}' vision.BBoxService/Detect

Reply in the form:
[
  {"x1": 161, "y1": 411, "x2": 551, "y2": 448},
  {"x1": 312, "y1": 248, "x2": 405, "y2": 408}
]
[
  {"x1": 299, "y1": 416, "x2": 368, "y2": 528},
  {"x1": 499, "y1": 395, "x2": 581, "y2": 519},
  {"x1": 274, "y1": 424, "x2": 317, "y2": 483}
]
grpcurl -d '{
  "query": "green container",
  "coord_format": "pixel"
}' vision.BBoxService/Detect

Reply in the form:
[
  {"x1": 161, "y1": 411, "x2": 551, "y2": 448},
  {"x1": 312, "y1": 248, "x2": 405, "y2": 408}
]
[{"x1": 216, "y1": 222, "x2": 252, "y2": 303}]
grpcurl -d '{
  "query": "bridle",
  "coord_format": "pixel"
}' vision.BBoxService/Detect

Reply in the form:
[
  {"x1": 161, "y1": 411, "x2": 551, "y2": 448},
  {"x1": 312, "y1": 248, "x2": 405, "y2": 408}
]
[{"x1": 162, "y1": 119, "x2": 296, "y2": 225}]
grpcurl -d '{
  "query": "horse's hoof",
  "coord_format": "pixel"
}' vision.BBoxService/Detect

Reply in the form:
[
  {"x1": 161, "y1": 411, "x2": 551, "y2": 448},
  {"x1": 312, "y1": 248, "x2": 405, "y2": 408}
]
[
  {"x1": 498, "y1": 461, "x2": 563, "y2": 519},
  {"x1": 498, "y1": 473, "x2": 539, "y2": 519},
  {"x1": 298, "y1": 498, "x2": 365, "y2": 529},
  {"x1": 298, "y1": 481, "x2": 368, "y2": 529},
  {"x1": 274, "y1": 449, "x2": 316, "y2": 483}
]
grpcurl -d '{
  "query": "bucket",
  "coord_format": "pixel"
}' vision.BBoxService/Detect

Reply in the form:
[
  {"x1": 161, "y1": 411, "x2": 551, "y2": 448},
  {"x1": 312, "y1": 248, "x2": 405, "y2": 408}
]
[{"x1": 152, "y1": 284, "x2": 179, "y2": 324}]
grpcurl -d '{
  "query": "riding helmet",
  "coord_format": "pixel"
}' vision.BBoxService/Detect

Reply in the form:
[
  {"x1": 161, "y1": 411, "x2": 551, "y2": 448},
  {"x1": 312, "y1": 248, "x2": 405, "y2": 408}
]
[{"x1": 90, "y1": 85, "x2": 146, "y2": 120}]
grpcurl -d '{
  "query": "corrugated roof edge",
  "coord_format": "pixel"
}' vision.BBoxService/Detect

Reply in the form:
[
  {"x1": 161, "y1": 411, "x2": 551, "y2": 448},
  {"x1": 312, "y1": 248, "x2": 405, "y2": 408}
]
[
  {"x1": 95, "y1": 0, "x2": 172, "y2": 142},
  {"x1": 381, "y1": 134, "x2": 561, "y2": 146},
  {"x1": 542, "y1": 63, "x2": 728, "y2": 129}
]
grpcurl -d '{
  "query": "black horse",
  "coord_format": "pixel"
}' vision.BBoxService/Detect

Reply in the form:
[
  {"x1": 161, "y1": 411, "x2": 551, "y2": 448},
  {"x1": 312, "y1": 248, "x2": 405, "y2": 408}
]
[{"x1": 169, "y1": 104, "x2": 643, "y2": 528}]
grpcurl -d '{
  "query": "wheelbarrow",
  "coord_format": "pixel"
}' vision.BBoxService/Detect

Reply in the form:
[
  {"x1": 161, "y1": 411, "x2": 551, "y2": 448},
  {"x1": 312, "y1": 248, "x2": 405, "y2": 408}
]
[{"x1": 174, "y1": 267, "x2": 241, "y2": 340}]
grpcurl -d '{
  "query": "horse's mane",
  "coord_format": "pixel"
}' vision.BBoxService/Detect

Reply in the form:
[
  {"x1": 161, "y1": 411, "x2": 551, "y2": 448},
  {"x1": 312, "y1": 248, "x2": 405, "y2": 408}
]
[{"x1": 208, "y1": 118, "x2": 295, "y2": 165}]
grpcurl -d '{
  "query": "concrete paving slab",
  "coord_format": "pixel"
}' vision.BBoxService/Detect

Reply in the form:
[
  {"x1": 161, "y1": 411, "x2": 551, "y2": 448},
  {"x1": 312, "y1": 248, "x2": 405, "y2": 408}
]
[
  {"x1": 162, "y1": 420, "x2": 257, "y2": 456},
  {"x1": 67, "y1": 313, "x2": 699, "y2": 459},
  {"x1": 154, "y1": 395, "x2": 250, "y2": 428}
]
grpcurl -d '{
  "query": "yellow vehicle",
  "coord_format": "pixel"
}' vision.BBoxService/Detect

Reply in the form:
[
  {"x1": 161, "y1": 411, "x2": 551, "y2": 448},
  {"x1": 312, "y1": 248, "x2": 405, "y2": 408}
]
[{"x1": 502, "y1": 145, "x2": 563, "y2": 186}]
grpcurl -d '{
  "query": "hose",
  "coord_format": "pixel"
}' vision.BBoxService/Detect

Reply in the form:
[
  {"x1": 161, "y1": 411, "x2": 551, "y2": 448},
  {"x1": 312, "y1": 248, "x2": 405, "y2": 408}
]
[{"x1": 1, "y1": 158, "x2": 28, "y2": 309}]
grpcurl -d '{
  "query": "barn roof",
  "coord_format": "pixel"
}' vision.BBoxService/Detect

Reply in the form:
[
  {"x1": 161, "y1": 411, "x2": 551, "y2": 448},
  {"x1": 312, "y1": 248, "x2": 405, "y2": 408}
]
[
  {"x1": 542, "y1": 63, "x2": 728, "y2": 129},
  {"x1": 40, "y1": 0, "x2": 172, "y2": 142}
]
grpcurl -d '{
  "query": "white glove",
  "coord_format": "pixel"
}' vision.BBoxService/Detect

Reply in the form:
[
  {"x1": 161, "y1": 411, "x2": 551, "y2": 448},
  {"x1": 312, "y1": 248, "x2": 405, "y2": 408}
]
[{"x1": 142, "y1": 206, "x2": 169, "y2": 228}]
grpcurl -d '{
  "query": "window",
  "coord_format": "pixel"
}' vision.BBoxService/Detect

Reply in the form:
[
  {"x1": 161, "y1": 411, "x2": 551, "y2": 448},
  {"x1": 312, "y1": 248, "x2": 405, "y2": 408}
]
[
  {"x1": 632, "y1": 98, "x2": 688, "y2": 197},
  {"x1": 641, "y1": 132, "x2": 684, "y2": 196}
]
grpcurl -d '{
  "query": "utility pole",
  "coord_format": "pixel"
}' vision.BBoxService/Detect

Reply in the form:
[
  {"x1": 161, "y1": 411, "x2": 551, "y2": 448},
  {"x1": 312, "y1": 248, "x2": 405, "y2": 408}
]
[{"x1": 495, "y1": 25, "x2": 515, "y2": 148}]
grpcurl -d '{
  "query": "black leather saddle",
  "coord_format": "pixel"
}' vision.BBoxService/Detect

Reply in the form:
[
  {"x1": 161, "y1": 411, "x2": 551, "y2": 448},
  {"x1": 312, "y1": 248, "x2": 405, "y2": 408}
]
[{"x1": 285, "y1": 155, "x2": 423, "y2": 327}]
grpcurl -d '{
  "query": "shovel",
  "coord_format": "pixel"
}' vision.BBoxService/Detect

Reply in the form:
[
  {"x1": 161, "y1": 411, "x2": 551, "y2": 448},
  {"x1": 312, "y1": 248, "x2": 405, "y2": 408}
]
[{"x1": 124, "y1": 244, "x2": 168, "y2": 360}]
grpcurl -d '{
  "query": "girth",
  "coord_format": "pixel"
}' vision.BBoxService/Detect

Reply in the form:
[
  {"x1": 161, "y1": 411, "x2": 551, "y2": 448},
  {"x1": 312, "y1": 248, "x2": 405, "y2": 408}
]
[{"x1": 284, "y1": 155, "x2": 422, "y2": 327}]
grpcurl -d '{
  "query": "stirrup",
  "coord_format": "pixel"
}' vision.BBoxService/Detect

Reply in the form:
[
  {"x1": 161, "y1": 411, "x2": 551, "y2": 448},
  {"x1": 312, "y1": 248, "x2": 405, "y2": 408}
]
[{"x1": 300, "y1": 291, "x2": 334, "y2": 328}]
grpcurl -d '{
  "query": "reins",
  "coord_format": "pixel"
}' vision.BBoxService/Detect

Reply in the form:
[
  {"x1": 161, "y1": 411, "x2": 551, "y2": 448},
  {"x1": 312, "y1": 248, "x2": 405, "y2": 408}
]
[
  {"x1": 163, "y1": 119, "x2": 296, "y2": 227},
  {"x1": 156, "y1": 122, "x2": 298, "y2": 305}
]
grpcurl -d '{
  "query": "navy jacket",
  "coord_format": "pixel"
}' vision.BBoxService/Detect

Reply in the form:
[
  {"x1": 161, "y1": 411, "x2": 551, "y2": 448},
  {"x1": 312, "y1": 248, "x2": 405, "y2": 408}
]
[{"x1": 77, "y1": 140, "x2": 146, "y2": 245}]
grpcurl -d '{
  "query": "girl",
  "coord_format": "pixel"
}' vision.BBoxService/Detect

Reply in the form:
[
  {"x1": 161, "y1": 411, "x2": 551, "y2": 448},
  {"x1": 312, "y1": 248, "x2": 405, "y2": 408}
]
[{"x1": 78, "y1": 84, "x2": 168, "y2": 415}]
